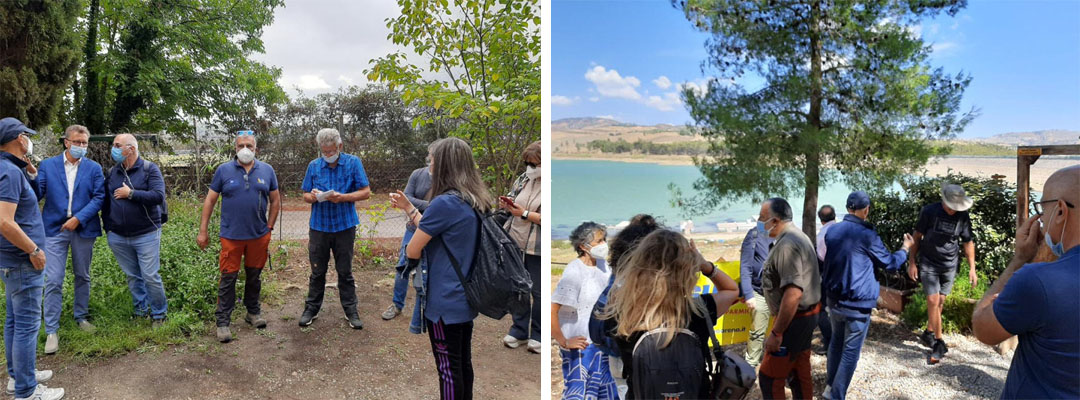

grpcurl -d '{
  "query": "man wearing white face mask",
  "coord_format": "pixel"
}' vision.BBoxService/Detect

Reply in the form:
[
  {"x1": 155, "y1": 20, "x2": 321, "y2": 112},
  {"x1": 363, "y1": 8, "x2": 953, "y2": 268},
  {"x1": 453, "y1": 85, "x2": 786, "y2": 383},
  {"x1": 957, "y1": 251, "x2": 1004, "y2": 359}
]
[
  {"x1": 298, "y1": 128, "x2": 371, "y2": 329},
  {"x1": 38, "y1": 125, "x2": 106, "y2": 355},
  {"x1": 197, "y1": 132, "x2": 280, "y2": 343},
  {"x1": 501, "y1": 141, "x2": 543, "y2": 353},
  {"x1": 973, "y1": 165, "x2": 1079, "y2": 399}
]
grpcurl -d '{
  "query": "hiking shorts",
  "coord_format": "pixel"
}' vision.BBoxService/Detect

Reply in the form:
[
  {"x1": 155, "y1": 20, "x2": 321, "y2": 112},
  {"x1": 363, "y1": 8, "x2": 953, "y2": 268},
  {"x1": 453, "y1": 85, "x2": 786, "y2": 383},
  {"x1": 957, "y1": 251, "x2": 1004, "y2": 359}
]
[
  {"x1": 920, "y1": 267, "x2": 956, "y2": 296},
  {"x1": 219, "y1": 233, "x2": 272, "y2": 274}
]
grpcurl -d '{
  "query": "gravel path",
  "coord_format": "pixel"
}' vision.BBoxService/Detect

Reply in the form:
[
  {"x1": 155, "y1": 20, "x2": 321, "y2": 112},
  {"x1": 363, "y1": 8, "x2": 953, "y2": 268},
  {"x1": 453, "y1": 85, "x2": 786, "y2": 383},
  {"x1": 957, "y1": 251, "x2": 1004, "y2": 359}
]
[{"x1": 550, "y1": 303, "x2": 1014, "y2": 399}]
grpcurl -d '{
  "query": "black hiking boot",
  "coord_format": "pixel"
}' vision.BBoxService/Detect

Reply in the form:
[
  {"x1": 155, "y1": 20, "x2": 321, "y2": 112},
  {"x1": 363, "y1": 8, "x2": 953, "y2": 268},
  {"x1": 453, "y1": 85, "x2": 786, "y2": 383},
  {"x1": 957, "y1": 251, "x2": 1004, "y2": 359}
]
[
  {"x1": 346, "y1": 313, "x2": 364, "y2": 330},
  {"x1": 299, "y1": 309, "x2": 319, "y2": 327},
  {"x1": 920, "y1": 329, "x2": 935, "y2": 348},
  {"x1": 929, "y1": 339, "x2": 946, "y2": 364}
]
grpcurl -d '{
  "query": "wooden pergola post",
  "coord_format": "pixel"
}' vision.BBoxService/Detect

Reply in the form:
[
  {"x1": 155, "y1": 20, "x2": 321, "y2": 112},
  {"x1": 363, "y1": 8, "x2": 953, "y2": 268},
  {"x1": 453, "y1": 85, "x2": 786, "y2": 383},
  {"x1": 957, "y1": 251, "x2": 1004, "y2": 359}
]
[{"x1": 1016, "y1": 144, "x2": 1080, "y2": 261}]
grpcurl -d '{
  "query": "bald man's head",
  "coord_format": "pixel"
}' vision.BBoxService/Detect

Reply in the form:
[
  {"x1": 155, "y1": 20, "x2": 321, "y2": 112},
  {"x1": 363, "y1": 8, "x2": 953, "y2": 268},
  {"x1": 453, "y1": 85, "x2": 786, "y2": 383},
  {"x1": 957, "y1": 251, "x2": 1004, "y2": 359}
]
[
  {"x1": 1039, "y1": 164, "x2": 1080, "y2": 252},
  {"x1": 1044, "y1": 165, "x2": 1080, "y2": 207}
]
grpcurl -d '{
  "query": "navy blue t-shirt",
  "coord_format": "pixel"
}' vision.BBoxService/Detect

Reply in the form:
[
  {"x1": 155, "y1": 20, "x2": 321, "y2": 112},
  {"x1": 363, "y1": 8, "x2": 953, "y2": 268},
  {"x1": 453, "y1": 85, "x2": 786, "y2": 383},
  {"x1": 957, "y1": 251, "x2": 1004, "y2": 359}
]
[
  {"x1": 418, "y1": 194, "x2": 479, "y2": 325},
  {"x1": 210, "y1": 160, "x2": 279, "y2": 240},
  {"x1": 0, "y1": 153, "x2": 45, "y2": 265},
  {"x1": 993, "y1": 246, "x2": 1080, "y2": 399}
]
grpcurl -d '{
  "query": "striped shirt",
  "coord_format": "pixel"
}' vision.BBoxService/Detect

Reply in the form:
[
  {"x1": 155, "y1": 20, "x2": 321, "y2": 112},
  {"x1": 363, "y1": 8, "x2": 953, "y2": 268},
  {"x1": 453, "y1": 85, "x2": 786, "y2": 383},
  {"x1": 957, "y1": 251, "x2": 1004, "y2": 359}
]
[{"x1": 301, "y1": 153, "x2": 370, "y2": 233}]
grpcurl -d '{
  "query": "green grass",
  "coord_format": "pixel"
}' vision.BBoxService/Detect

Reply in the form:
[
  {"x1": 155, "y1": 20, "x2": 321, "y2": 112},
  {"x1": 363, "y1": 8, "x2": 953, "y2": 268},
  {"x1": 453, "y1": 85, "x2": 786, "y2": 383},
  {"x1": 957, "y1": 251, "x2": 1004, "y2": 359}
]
[
  {"x1": 0, "y1": 196, "x2": 282, "y2": 361},
  {"x1": 900, "y1": 269, "x2": 990, "y2": 334}
]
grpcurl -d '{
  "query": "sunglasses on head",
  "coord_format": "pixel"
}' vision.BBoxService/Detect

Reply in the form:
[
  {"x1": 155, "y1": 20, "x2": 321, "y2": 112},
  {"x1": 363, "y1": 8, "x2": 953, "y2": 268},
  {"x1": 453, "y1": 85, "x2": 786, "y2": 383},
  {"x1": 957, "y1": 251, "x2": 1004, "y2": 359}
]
[
  {"x1": 236, "y1": 130, "x2": 255, "y2": 136},
  {"x1": 524, "y1": 162, "x2": 538, "y2": 168}
]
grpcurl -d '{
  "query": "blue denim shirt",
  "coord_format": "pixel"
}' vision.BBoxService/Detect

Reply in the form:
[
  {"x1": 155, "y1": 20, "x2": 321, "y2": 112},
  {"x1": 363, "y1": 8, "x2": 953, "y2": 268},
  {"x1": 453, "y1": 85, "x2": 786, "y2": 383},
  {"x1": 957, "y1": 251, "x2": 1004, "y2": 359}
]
[
  {"x1": 739, "y1": 227, "x2": 773, "y2": 300},
  {"x1": 300, "y1": 154, "x2": 369, "y2": 233}
]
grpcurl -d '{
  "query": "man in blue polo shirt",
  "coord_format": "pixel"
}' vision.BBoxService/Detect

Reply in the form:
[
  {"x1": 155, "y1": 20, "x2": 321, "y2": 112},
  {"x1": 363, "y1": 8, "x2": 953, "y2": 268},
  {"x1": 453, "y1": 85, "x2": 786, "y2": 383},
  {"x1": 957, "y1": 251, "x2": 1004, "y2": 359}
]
[
  {"x1": 0, "y1": 117, "x2": 64, "y2": 400},
  {"x1": 198, "y1": 132, "x2": 280, "y2": 343},
  {"x1": 973, "y1": 165, "x2": 1079, "y2": 399},
  {"x1": 298, "y1": 128, "x2": 371, "y2": 329}
]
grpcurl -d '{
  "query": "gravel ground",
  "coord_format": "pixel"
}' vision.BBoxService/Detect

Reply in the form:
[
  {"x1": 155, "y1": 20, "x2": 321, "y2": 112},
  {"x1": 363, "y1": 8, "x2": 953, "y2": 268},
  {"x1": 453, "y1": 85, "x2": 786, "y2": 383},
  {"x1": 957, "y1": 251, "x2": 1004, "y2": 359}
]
[{"x1": 551, "y1": 305, "x2": 1014, "y2": 399}]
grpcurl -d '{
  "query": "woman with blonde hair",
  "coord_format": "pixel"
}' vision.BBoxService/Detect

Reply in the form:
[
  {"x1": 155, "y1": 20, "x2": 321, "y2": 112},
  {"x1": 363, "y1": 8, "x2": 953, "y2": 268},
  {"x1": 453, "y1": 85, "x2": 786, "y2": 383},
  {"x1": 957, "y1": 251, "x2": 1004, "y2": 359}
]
[
  {"x1": 602, "y1": 229, "x2": 740, "y2": 399},
  {"x1": 390, "y1": 137, "x2": 493, "y2": 400}
]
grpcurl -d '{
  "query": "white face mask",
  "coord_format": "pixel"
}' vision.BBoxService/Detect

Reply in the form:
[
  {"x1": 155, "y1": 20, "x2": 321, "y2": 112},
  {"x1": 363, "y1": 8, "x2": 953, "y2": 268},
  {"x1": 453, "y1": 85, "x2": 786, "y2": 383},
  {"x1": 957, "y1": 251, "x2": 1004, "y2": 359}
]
[
  {"x1": 587, "y1": 242, "x2": 609, "y2": 261},
  {"x1": 525, "y1": 165, "x2": 540, "y2": 180},
  {"x1": 323, "y1": 152, "x2": 339, "y2": 164},
  {"x1": 237, "y1": 148, "x2": 255, "y2": 164},
  {"x1": 22, "y1": 135, "x2": 33, "y2": 157}
]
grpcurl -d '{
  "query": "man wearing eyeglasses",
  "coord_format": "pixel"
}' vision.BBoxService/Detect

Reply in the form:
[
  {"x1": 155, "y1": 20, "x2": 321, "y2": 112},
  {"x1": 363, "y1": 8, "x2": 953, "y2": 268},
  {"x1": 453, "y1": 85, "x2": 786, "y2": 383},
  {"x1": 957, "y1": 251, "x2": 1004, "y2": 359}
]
[
  {"x1": 37, "y1": 125, "x2": 106, "y2": 355},
  {"x1": 973, "y1": 165, "x2": 1079, "y2": 399},
  {"x1": 102, "y1": 134, "x2": 168, "y2": 328},
  {"x1": 197, "y1": 131, "x2": 280, "y2": 343},
  {"x1": 906, "y1": 183, "x2": 976, "y2": 364}
]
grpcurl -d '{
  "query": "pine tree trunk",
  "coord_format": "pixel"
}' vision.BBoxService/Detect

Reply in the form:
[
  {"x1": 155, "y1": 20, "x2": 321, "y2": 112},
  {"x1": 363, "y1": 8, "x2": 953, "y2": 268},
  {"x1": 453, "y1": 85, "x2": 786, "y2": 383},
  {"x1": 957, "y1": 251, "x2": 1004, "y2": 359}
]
[{"x1": 803, "y1": 0, "x2": 824, "y2": 240}]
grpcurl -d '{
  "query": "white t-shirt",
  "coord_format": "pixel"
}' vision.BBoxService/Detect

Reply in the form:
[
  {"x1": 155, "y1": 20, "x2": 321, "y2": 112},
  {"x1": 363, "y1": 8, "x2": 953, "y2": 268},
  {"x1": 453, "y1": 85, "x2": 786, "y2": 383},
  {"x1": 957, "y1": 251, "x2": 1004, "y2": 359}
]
[{"x1": 552, "y1": 258, "x2": 611, "y2": 343}]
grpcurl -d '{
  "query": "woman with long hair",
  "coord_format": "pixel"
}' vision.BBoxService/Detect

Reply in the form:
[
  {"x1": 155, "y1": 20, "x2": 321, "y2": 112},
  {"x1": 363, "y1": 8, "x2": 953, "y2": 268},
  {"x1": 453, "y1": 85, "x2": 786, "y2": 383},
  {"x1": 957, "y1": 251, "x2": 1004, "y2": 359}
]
[
  {"x1": 390, "y1": 137, "x2": 493, "y2": 400},
  {"x1": 502, "y1": 140, "x2": 543, "y2": 353},
  {"x1": 602, "y1": 229, "x2": 740, "y2": 399}
]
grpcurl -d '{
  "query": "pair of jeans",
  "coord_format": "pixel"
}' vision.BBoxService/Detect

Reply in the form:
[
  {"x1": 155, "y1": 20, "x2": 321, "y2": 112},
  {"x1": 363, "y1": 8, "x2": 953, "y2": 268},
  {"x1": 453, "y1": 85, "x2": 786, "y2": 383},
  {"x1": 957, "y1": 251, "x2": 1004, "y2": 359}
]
[
  {"x1": 745, "y1": 293, "x2": 771, "y2": 367},
  {"x1": 305, "y1": 228, "x2": 357, "y2": 314},
  {"x1": 427, "y1": 318, "x2": 474, "y2": 400},
  {"x1": 409, "y1": 258, "x2": 428, "y2": 335},
  {"x1": 826, "y1": 309, "x2": 871, "y2": 400},
  {"x1": 43, "y1": 230, "x2": 96, "y2": 334},
  {"x1": 107, "y1": 230, "x2": 168, "y2": 319},
  {"x1": 2, "y1": 261, "x2": 45, "y2": 398},
  {"x1": 817, "y1": 291, "x2": 833, "y2": 347},
  {"x1": 507, "y1": 254, "x2": 541, "y2": 341}
]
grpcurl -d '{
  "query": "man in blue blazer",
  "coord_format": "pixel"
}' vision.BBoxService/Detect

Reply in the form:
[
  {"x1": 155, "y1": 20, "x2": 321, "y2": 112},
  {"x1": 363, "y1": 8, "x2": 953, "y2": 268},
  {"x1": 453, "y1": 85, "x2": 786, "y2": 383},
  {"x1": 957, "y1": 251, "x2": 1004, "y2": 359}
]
[{"x1": 37, "y1": 125, "x2": 106, "y2": 355}]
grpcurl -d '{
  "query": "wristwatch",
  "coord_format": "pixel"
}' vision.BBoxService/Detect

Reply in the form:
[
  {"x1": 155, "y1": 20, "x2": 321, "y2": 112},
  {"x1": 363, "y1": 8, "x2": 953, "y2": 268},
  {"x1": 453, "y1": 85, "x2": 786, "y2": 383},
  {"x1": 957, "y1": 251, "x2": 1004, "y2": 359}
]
[
  {"x1": 29, "y1": 247, "x2": 40, "y2": 257},
  {"x1": 521, "y1": 210, "x2": 530, "y2": 220}
]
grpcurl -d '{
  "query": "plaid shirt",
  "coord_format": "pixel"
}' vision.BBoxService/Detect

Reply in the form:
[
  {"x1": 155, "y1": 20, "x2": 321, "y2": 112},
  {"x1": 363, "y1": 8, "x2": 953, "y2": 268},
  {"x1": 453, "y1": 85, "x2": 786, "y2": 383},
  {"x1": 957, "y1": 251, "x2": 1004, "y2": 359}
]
[{"x1": 301, "y1": 153, "x2": 370, "y2": 233}]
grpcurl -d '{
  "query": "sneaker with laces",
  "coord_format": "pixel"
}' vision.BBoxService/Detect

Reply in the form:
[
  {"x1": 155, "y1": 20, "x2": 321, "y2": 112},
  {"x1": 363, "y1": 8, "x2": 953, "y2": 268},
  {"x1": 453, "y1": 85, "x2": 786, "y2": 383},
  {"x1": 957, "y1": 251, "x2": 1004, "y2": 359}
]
[
  {"x1": 76, "y1": 320, "x2": 96, "y2": 333},
  {"x1": 44, "y1": 334, "x2": 58, "y2": 355},
  {"x1": 14, "y1": 384, "x2": 64, "y2": 400},
  {"x1": 527, "y1": 339, "x2": 541, "y2": 354},
  {"x1": 919, "y1": 329, "x2": 935, "y2": 348},
  {"x1": 7, "y1": 370, "x2": 52, "y2": 394},
  {"x1": 245, "y1": 313, "x2": 267, "y2": 329},
  {"x1": 216, "y1": 326, "x2": 232, "y2": 343},
  {"x1": 502, "y1": 335, "x2": 526, "y2": 349},
  {"x1": 299, "y1": 309, "x2": 319, "y2": 327},
  {"x1": 381, "y1": 305, "x2": 402, "y2": 320}
]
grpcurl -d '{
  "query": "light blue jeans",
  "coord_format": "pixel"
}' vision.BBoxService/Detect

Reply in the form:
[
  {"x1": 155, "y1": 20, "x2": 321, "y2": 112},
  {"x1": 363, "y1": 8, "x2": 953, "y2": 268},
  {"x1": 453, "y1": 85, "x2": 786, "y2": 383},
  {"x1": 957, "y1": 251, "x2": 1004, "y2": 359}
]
[
  {"x1": 2, "y1": 260, "x2": 44, "y2": 398},
  {"x1": 107, "y1": 230, "x2": 168, "y2": 319},
  {"x1": 43, "y1": 230, "x2": 96, "y2": 334},
  {"x1": 392, "y1": 229, "x2": 415, "y2": 310},
  {"x1": 395, "y1": 229, "x2": 428, "y2": 334},
  {"x1": 826, "y1": 307, "x2": 871, "y2": 400}
]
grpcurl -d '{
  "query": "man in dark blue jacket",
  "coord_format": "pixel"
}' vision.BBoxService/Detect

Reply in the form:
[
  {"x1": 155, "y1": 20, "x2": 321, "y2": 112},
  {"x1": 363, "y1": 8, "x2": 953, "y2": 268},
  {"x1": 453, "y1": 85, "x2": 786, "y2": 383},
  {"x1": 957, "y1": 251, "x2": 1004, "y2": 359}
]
[
  {"x1": 821, "y1": 191, "x2": 912, "y2": 400},
  {"x1": 38, "y1": 125, "x2": 106, "y2": 354},
  {"x1": 739, "y1": 218, "x2": 773, "y2": 367},
  {"x1": 102, "y1": 134, "x2": 168, "y2": 327}
]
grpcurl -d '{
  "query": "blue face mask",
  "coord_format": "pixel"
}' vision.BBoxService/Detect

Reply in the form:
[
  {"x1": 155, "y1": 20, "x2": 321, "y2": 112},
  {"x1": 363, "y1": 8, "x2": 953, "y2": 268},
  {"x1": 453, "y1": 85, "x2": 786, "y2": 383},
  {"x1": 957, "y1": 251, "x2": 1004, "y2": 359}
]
[
  {"x1": 111, "y1": 147, "x2": 125, "y2": 163},
  {"x1": 757, "y1": 218, "x2": 773, "y2": 235},
  {"x1": 1043, "y1": 205, "x2": 1068, "y2": 257},
  {"x1": 69, "y1": 145, "x2": 87, "y2": 159}
]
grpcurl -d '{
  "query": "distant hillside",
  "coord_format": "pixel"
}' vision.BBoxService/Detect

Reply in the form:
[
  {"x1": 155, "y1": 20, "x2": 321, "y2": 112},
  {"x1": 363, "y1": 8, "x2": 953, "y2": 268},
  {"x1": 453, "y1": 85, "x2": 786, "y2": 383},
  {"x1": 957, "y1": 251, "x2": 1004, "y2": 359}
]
[
  {"x1": 975, "y1": 130, "x2": 1079, "y2": 146},
  {"x1": 551, "y1": 117, "x2": 634, "y2": 131}
]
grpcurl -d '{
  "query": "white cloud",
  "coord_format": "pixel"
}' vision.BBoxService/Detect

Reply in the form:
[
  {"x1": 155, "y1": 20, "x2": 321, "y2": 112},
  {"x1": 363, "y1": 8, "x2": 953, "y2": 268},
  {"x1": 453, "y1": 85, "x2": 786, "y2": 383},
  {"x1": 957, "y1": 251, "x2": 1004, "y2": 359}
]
[
  {"x1": 589, "y1": 97, "x2": 600, "y2": 102},
  {"x1": 653, "y1": 75, "x2": 672, "y2": 89},
  {"x1": 337, "y1": 75, "x2": 355, "y2": 85},
  {"x1": 584, "y1": 65, "x2": 642, "y2": 100},
  {"x1": 280, "y1": 74, "x2": 332, "y2": 90},
  {"x1": 643, "y1": 92, "x2": 682, "y2": 112},
  {"x1": 551, "y1": 95, "x2": 578, "y2": 106},
  {"x1": 932, "y1": 41, "x2": 958, "y2": 54}
]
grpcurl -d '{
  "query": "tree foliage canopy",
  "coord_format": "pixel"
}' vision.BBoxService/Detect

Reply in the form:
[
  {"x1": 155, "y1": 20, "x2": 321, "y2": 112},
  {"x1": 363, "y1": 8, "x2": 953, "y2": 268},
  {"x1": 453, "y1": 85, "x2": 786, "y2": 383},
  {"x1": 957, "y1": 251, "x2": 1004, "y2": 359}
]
[
  {"x1": 367, "y1": 0, "x2": 542, "y2": 195},
  {"x1": 0, "y1": 0, "x2": 81, "y2": 129},
  {"x1": 673, "y1": 0, "x2": 977, "y2": 237}
]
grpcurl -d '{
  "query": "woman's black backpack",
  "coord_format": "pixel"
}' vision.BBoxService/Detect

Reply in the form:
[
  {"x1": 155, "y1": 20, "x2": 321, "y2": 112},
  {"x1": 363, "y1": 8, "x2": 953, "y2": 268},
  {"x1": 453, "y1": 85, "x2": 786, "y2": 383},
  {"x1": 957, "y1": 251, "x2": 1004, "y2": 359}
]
[
  {"x1": 631, "y1": 328, "x2": 709, "y2": 399},
  {"x1": 439, "y1": 192, "x2": 532, "y2": 319}
]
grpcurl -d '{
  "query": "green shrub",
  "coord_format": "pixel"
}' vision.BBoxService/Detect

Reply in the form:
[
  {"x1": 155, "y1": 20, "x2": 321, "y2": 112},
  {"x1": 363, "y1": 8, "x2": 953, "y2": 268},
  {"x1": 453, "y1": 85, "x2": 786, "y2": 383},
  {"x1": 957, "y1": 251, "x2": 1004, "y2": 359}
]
[
  {"x1": 900, "y1": 268, "x2": 990, "y2": 333},
  {"x1": 0, "y1": 196, "x2": 265, "y2": 360}
]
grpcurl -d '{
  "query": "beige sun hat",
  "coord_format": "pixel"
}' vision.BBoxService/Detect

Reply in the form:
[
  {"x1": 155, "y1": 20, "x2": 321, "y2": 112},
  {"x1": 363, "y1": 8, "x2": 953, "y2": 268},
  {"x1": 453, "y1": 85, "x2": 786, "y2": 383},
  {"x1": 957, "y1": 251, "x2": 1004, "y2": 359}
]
[{"x1": 941, "y1": 183, "x2": 973, "y2": 212}]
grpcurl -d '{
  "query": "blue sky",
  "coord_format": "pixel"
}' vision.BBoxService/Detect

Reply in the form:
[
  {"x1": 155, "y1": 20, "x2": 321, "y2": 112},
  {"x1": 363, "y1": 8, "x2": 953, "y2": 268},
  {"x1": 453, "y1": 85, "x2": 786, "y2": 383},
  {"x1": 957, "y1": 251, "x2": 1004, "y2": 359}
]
[{"x1": 551, "y1": 0, "x2": 1080, "y2": 139}]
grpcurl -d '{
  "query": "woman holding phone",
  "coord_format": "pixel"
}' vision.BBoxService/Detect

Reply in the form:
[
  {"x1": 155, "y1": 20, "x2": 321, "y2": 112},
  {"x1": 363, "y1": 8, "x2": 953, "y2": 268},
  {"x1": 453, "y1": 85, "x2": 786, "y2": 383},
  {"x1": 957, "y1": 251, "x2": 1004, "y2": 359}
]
[{"x1": 500, "y1": 140, "x2": 542, "y2": 354}]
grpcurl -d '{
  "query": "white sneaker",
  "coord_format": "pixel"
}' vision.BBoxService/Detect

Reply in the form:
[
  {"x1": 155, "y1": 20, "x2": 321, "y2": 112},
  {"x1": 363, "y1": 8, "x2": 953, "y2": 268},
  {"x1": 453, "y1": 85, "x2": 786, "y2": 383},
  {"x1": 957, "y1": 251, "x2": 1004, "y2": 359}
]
[
  {"x1": 527, "y1": 339, "x2": 541, "y2": 354},
  {"x1": 822, "y1": 384, "x2": 833, "y2": 400},
  {"x1": 502, "y1": 335, "x2": 526, "y2": 349},
  {"x1": 14, "y1": 384, "x2": 63, "y2": 400},
  {"x1": 7, "y1": 370, "x2": 53, "y2": 394},
  {"x1": 44, "y1": 334, "x2": 58, "y2": 355}
]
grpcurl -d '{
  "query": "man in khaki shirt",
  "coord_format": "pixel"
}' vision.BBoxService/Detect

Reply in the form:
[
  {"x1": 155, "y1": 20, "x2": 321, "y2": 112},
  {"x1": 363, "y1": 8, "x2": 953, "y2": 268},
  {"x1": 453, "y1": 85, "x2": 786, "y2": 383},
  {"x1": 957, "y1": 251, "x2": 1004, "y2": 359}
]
[{"x1": 758, "y1": 197, "x2": 822, "y2": 400}]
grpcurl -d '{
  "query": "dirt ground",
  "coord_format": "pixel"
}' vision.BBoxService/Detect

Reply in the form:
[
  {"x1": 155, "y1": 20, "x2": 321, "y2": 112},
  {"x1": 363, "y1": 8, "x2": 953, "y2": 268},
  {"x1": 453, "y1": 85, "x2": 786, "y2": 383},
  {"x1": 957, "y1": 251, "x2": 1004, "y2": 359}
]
[{"x1": 35, "y1": 243, "x2": 540, "y2": 399}]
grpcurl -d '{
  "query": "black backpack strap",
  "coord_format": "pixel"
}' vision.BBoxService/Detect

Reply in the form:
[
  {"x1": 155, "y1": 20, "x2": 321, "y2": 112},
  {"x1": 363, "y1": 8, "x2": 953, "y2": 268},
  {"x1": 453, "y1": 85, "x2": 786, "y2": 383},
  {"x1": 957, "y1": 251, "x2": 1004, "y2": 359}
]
[{"x1": 435, "y1": 193, "x2": 483, "y2": 288}]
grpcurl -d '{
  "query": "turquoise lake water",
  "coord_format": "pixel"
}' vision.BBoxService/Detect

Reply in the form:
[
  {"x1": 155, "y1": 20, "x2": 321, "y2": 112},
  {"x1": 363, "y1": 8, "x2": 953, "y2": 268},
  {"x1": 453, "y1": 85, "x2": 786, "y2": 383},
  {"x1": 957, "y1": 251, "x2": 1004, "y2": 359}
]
[{"x1": 552, "y1": 159, "x2": 901, "y2": 239}]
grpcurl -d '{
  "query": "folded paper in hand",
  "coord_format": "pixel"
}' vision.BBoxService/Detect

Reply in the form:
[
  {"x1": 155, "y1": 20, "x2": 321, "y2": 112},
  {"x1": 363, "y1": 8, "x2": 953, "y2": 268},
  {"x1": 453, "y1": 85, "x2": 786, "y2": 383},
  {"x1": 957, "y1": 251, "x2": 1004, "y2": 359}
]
[{"x1": 316, "y1": 190, "x2": 337, "y2": 202}]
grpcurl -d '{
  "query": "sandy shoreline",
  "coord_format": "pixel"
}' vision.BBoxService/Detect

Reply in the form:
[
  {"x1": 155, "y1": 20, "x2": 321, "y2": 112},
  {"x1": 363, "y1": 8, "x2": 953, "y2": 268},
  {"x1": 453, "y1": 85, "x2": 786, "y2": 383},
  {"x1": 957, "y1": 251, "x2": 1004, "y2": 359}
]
[{"x1": 554, "y1": 153, "x2": 1076, "y2": 191}]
